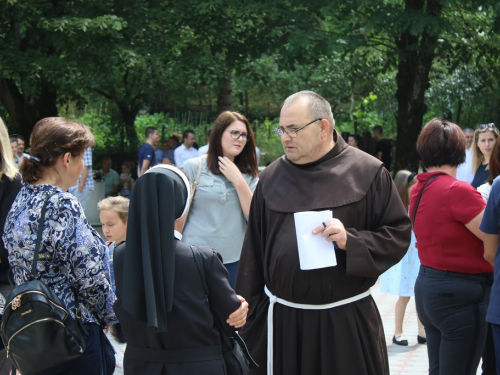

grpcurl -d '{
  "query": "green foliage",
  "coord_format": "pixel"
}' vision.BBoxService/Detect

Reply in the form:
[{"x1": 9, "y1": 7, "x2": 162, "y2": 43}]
[
  {"x1": 2, "y1": 0, "x2": 500, "y2": 172},
  {"x1": 253, "y1": 118, "x2": 284, "y2": 166}
]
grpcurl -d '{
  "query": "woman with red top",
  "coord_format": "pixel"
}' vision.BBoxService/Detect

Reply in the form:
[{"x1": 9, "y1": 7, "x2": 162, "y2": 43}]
[{"x1": 411, "y1": 118, "x2": 493, "y2": 375}]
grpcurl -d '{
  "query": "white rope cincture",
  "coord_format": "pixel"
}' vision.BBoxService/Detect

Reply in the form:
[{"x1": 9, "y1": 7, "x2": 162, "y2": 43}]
[{"x1": 264, "y1": 285, "x2": 371, "y2": 375}]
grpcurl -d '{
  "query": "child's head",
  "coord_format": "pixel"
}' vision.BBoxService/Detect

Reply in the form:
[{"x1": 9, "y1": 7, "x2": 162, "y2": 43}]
[
  {"x1": 394, "y1": 170, "x2": 418, "y2": 207},
  {"x1": 122, "y1": 161, "x2": 131, "y2": 174},
  {"x1": 98, "y1": 196, "x2": 129, "y2": 244}
]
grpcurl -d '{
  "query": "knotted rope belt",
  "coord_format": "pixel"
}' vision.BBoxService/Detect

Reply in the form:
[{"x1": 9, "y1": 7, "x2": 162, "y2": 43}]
[{"x1": 264, "y1": 285, "x2": 371, "y2": 375}]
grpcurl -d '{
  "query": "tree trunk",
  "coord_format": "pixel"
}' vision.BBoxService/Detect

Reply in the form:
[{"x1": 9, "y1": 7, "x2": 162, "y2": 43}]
[
  {"x1": 0, "y1": 79, "x2": 58, "y2": 139},
  {"x1": 217, "y1": 71, "x2": 232, "y2": 113},
  {"x1": 117, "y1": 103, "x2": 139, "y2": 148},
  {"x1": 393, "y1": 0, "x2": 442, "y2": 172}
]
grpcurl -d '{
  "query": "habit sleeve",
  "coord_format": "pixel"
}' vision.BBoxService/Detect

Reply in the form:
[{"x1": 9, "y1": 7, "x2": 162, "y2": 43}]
[
  {"x1": 235, "y1": 183, "x2": 269, "y2": 367},
  {"x1": 343, "y1": 166, "x2": 412, "y2": 277}
]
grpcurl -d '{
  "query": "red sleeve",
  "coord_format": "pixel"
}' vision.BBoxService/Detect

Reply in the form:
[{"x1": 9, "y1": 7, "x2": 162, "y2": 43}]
[{"x1": 450, "y1": 181, "x2": 485, "y2": 224}]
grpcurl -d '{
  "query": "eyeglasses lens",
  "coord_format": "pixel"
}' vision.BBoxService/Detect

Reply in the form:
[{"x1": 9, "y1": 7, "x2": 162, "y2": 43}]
[{"x1": 230, "y1": 131, "x2": 248, "y2": 141}]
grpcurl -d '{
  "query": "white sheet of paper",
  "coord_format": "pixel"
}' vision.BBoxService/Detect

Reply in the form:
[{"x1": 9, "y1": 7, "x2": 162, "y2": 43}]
[{"x1": 293, "y1": 210, "x2": 337, "y2": 270}]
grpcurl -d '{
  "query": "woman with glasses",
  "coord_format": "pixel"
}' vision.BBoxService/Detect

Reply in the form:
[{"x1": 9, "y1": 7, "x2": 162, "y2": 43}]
[
  {"x1": 181, "y1": 111, "x2": 259, "y2": 286},
  {"x1": 471, "y1": 123, "x2": 499, "y2": 189}
]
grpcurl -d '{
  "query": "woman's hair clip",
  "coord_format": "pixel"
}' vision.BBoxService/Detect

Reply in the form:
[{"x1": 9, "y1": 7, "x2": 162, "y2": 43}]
[
  {"x1": 30, "y1": 156, "x2": 41, "y2": 162},
  {"x1": 407, "y1": 172, "x2": 417, "y2": 183}
]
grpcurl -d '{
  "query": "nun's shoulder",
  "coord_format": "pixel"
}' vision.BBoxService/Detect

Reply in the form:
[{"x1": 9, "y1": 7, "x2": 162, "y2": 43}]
[{"x1": 176, "y1": 241, "x2": 223, "y2": 266}]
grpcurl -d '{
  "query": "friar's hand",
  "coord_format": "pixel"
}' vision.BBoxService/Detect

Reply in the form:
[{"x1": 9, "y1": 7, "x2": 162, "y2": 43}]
[
  {"x1": 312, "y1": 218, "x2": 347, "y2": 250},
  {"x1": 226, "y1": 295, "x2": 248, "y2": 328}
]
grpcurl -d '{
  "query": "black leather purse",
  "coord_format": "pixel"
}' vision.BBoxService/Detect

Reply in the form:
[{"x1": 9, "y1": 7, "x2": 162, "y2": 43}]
[
  {"x1": 190, "y1": 245, "x2": 258, "y2": 375},
  {"x1": 0, "y1": 193, "x2": 87, "y2": 375}
]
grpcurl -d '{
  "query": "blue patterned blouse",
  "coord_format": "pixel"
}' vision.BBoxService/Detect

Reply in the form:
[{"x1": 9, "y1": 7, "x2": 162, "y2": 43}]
[{"x1": 2, "y1": 183, "x2": 117, "y2": 325}]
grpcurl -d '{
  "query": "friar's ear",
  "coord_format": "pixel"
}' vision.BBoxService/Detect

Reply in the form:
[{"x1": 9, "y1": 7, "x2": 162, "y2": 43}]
[{"x1": 319, "y1": 119, "x2": 333, "y2": 139}]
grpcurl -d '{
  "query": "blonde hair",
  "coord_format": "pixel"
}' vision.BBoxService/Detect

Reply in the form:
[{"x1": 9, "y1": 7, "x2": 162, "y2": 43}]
[
  {"x1": 97, "y1": 196, "x2": 129, "y2": 223},
  {"x1": 472, "y1": 127, "x2": 500, "y2": 174},
  {"x1": 0, "y1": 118, "x2": 18, "y2": 180},
  {"x1": 394, "y1": 170, "x2": 417, "y2": 207}
]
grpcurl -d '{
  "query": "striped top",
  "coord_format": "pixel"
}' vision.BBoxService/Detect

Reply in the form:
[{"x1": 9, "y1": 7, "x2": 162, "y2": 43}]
[{"x1": 182, "y1": 156, "x2": 259, "y2": 263}]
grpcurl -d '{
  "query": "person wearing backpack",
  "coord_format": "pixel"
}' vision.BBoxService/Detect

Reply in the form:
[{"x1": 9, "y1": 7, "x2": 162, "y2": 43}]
[{"x1": 2, "y1": 117, "x2": 118, "y2": 375}]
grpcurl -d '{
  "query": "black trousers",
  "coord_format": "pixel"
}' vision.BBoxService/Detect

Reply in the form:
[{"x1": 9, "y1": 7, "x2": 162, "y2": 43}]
[
  {"x1": 415, "y1": 265, "x2": 492, "y2": 375},
  {"x1": 37, "y1": 323, "x2": 103, "y2": 375}
]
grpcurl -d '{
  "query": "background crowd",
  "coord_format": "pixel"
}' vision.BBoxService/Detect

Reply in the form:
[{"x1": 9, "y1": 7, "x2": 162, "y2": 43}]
[{"x1": 0, "y1": 90, "x2": 499, "y2": 375}]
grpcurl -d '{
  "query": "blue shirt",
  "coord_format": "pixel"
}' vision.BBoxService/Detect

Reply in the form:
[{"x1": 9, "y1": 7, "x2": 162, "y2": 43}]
[
  {"x1": 155, "y1": 149, "x2": 165, "y2": 164},
  {"x1": 70, "y1": 147, "x2": 94, "y2": 192},
  {"x1": 479, "y1": 176, "x2": 500, "y2": 324},
  {"x1": 138, "y1": 143, "x2": 156, "y2": 173},
  {"x1": 2, "y1": 183, "x2": 117, "y2": 325},
  {"x1": 165, "y1": 149, "x2": 175, "y2": 165}
]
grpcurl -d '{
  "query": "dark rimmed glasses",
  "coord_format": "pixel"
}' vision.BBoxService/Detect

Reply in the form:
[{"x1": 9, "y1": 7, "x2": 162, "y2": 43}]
[
  {"x1": 229, "y1": 130, "x2": 250, "y2": 142},
  {"x1": 274, "y1": 118, "x2": 322, "y2": 138},
  {"x1": 477, "y1": 123, "x2": 496, "y2": 130}
]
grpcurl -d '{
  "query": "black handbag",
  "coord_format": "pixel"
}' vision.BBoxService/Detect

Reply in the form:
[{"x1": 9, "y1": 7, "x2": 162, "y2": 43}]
[
  {"x1": 0, "y1": 193, "x2": 87, "y2": 375},
  {"x1": 190, "y1": 245, "x2": 258, "y2": 375}
]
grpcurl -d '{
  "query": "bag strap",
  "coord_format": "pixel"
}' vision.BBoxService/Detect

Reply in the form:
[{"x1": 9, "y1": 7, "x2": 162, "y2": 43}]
[
  {"x1": 31, "y1": 192, "x2": 56, "y2": 277},
  {"x1": 411, "y1": 174, "x2": 444, "y2": 228},
  {"x1": 184, "y1": 158, "x2": 202, "y2": 223},
  {"x1": 190, "y1": 245, "x2": 209, "y2": 298},
  {"x1": 29, "y1": 191, "x2": 86, "y2": 327}
]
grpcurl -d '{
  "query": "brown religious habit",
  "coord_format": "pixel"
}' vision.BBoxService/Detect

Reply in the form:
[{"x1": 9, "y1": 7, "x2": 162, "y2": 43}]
[{"x1": 235, "y1": 131, "x2": 412, "y2": 375}]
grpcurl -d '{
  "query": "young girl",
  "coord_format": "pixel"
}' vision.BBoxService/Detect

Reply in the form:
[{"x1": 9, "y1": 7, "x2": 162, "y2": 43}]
[
  {"x1": 98, "y1": 196, "x2": 129, "y2": 292},
  {"x1": 119, "y1": 161, "x2": 134, "y2": 198},
  {"x1": 379, "y1": 170, "x2": 426, "y2": 345}
]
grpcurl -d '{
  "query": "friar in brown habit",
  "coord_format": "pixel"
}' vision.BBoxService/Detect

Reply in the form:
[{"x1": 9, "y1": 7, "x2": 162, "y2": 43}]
[{"x1": 235, "y1": 90, "x2": 412, "y2": 375}]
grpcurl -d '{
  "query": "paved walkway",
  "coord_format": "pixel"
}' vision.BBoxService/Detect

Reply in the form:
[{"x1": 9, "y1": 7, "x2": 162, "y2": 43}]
[{"x1": 373, "y1": 281, "x2": 430, "y2": 374}]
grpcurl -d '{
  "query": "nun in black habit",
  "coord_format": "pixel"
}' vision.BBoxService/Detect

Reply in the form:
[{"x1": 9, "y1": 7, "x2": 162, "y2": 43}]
[{"x1": 113, "y1": 165, "x2": 248, "y2": 375}]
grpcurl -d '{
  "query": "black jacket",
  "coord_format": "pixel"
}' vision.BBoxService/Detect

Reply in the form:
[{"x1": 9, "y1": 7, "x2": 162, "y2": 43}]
[{"x1": 113, "y1": 239, "x2": 240, "y2": 375}]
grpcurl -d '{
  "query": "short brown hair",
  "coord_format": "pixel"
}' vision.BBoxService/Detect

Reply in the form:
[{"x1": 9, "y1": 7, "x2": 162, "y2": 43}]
[
  {"x1": 206, "y1": 111, "x2": 258, "y2": 177},
  {"x1": 416, "y1": 118, "x2": 466, "y2": 169},
  {"x1": 21, "y1": 117, "x2": 95, "y2": 184}
]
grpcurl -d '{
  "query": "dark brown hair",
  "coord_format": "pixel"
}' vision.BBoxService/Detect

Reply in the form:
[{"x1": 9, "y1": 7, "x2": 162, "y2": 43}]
[
  {"x1": 206, "y1": 111, "x2": 258, "y2": 177},
  {"x1": 416, "y1": 118, "x2": 466, "y2": 169},
  {"x1": 21, "y1": 117, "x2": 95, "y2": 183},
  {"x1": 487, "y1": 138, "x2": 500, "y2": 184}
]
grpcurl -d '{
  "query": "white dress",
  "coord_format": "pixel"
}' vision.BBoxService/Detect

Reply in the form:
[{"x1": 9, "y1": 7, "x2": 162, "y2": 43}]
[{"x1": 379, "y1": 231, "x2": 420, "y2": 297}]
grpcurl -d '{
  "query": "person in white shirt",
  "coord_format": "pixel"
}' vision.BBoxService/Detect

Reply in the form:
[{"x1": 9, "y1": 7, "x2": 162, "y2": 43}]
[
  {"x1": 197, "y1": 129, "x2": 211, "y2": 156},
  {"x1": 456, "y1": 128, "x2": 474, "y2": 183},
  {"x1": 174, "y1": 129, "x2": 198, "y2": 166},
  {"x1": 16, "y1": 135, "x2": 30, "y2": 164}
]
